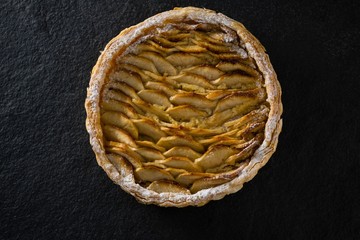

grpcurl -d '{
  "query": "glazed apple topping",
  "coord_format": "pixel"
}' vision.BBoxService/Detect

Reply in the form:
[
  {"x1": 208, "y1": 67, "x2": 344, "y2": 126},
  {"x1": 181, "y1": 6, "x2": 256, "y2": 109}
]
[{"x1": 100, "y1": 22, "x2": 269, "y2": 194}]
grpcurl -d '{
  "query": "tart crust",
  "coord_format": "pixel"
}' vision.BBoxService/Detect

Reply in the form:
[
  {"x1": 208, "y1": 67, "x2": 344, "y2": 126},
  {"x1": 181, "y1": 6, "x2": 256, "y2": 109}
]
[{"x1": 85, "y1": 7, "x2": 282, "y2": 207}]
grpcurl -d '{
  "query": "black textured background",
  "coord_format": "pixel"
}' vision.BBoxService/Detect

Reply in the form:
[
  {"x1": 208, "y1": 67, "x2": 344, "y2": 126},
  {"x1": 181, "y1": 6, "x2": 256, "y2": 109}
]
[{"x1": 1, "y1": 0, "x2": 360, "y2": 239}]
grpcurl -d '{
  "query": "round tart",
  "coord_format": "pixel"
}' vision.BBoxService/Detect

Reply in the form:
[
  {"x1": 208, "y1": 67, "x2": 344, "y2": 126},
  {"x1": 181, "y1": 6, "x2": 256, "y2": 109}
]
[{"x1": 85, "y1": 7, "x2": 282, "y2": 207}]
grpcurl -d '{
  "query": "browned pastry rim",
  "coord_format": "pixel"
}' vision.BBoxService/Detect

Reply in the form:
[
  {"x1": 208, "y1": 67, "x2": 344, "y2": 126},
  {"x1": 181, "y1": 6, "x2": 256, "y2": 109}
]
[{"x1": 85, "y1": 7, "x2": 282, "y2": 207}]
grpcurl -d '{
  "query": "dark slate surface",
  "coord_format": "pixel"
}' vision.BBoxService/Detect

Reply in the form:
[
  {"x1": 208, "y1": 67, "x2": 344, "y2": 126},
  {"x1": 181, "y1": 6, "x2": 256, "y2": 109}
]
[{"x1": 1, "y1": 0, "x2": 359, "y2": 239}]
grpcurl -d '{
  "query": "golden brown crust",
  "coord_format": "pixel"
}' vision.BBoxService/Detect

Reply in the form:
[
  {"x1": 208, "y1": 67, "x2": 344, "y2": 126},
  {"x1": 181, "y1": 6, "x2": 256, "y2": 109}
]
[{"x1": 85, "y1": 7, "x2": 282, "y2": 207}]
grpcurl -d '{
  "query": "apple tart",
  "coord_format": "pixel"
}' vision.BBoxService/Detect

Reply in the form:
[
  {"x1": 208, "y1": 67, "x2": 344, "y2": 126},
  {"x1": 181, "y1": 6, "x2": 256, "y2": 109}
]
[{"x1": 85, "y1": 7, "x2": 282, "y2": 207}]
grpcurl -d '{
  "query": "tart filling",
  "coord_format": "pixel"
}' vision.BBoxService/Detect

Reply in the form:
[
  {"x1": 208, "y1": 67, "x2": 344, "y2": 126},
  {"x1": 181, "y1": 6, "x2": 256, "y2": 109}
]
[{"x1": 86, "y1": 7, "x2": 282, "y2": 207}]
